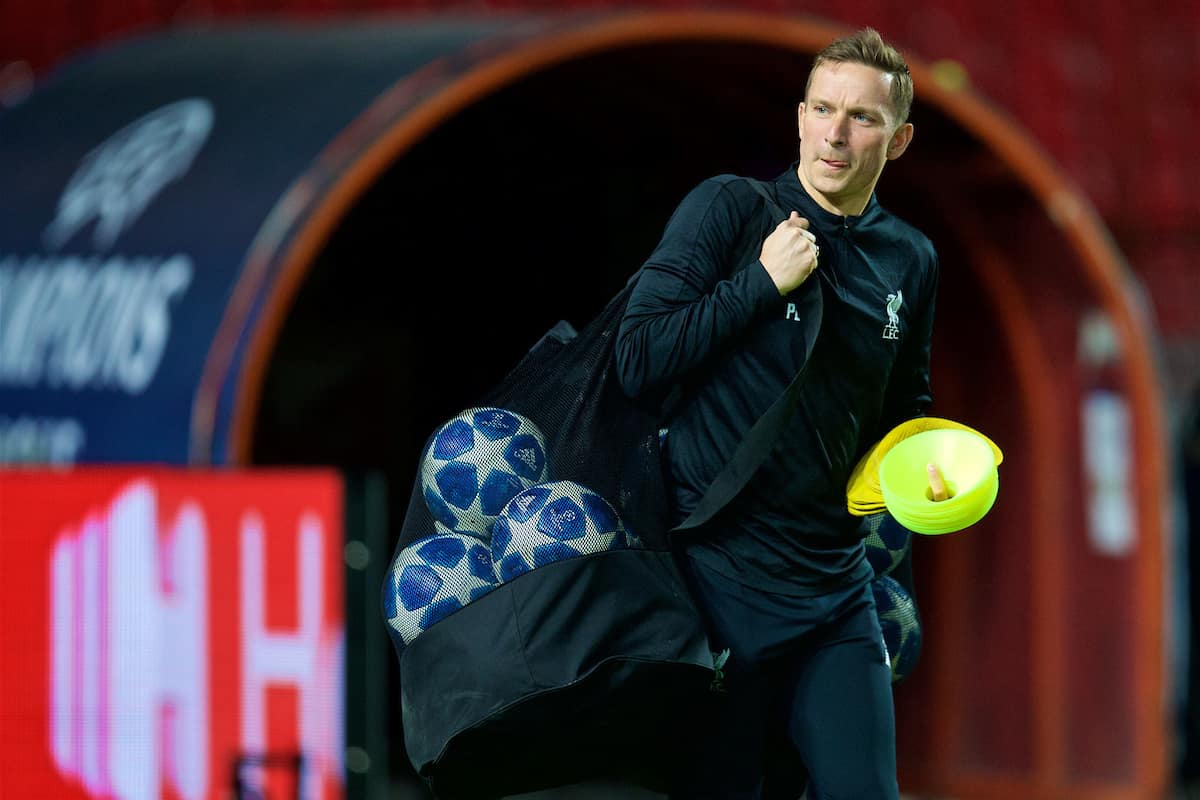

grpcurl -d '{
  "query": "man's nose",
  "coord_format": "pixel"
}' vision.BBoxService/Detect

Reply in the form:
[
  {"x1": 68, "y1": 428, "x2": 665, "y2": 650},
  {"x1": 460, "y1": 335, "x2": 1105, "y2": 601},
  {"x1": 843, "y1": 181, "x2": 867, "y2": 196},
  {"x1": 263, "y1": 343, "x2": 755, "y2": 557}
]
[{"x1": 825, "y1": 117, "x2": 847, "y2": 147}]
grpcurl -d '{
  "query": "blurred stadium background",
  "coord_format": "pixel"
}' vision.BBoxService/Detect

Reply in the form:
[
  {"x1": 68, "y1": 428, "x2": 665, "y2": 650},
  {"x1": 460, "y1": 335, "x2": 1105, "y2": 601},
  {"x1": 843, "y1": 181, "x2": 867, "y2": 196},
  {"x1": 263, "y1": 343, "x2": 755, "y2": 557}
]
[{"x1": 1, "y1": 1, "x2": 1198, "y2": 798}]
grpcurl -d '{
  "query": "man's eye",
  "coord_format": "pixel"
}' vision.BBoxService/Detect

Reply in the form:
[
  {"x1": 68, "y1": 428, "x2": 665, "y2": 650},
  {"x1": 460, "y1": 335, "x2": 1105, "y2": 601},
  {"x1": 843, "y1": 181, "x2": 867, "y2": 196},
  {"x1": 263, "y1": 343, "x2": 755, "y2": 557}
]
[{"x1": 854, "y1": 113, "x2": 873, "y2": 123}]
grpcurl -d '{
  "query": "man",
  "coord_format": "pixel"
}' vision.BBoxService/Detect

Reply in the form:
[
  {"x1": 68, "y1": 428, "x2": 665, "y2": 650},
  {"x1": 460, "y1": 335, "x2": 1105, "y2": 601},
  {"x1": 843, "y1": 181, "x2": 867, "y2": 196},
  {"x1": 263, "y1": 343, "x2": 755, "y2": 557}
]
[{"x1": 615, "y1": 28, "x2": 938, "y2": 799}]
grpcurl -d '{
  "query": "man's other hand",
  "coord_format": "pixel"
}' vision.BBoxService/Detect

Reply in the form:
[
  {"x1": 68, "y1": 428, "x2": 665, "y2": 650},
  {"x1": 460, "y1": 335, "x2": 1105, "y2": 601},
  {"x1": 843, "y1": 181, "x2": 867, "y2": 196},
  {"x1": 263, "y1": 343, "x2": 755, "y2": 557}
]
[{"x1": 927, "y1": 462, "x2": 950, "y2": 502}]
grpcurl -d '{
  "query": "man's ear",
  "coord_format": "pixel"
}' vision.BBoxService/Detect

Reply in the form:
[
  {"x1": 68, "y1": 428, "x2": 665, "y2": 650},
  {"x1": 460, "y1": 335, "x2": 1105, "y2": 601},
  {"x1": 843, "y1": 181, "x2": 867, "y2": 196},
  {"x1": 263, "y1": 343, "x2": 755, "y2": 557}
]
[
  {"x1": 797, "y1": 102, "x2": 805, "y2": 137},
  {"x1": 887, "y1": 122, "x2": 914, "y2": 160}
]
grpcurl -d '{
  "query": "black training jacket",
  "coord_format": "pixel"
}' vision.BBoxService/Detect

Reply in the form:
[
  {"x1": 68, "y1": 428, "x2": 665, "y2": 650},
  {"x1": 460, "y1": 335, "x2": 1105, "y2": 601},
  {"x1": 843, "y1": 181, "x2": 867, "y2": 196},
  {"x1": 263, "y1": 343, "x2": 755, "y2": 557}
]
[{"x1": 615, "y1": 163, "x2": 938, "y2": 595}]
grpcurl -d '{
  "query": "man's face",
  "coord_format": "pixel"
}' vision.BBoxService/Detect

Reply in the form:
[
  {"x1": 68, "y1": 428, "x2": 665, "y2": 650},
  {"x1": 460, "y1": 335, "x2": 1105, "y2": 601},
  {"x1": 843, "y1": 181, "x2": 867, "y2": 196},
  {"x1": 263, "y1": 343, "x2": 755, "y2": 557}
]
[{"x1": 797, "y1": 61, "x2": 913, "y2": 216}]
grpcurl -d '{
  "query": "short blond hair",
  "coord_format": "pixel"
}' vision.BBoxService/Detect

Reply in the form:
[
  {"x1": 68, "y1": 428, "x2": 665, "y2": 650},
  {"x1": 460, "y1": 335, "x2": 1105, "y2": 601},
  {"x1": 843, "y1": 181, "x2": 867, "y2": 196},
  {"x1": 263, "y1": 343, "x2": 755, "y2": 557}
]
[{"x1": 805, "y1": 28, "x2": 913, "y2": 126}]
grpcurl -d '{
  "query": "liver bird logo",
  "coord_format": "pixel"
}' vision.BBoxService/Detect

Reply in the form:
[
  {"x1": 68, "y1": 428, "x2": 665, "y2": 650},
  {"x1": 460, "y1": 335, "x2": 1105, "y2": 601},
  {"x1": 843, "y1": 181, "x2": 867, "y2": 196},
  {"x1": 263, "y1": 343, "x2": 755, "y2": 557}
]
[{"x1": 883, "y1": 290, "x2": 903, "y2": 340}]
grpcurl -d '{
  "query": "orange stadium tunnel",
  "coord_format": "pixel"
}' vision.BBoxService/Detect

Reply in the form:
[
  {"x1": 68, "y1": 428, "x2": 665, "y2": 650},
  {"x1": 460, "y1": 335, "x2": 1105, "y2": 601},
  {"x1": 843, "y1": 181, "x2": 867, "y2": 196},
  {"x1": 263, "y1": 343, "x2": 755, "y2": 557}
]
[{"x1": 0, "y1": 10, "x2": 1170, "y2": 800}]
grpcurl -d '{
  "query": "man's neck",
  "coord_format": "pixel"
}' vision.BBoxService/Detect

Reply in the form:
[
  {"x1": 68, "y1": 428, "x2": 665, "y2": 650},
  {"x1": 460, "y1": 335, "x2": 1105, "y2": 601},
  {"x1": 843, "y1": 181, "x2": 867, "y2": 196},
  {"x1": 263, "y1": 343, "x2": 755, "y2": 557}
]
[{"x1": 795, "y1": 166, "x2": 870, "y2": 217}]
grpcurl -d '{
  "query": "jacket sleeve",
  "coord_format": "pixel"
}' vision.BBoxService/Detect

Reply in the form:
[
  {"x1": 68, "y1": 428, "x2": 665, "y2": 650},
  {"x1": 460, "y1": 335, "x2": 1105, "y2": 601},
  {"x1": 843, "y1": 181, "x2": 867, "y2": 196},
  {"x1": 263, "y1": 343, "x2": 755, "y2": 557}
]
[
  {"x1": 614, "y1": 179, "x2": 781, "y2": 398},
  {"x1": 878, "y1": 248, "x2": 939, "y2": 433}
]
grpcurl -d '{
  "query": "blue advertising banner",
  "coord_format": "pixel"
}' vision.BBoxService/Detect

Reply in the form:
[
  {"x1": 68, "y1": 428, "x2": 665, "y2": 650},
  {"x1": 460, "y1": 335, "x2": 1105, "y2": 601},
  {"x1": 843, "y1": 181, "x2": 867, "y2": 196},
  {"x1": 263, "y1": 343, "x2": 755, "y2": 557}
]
[{"x1": 0, "y1": 21, "x2": 525, "y2": 464}]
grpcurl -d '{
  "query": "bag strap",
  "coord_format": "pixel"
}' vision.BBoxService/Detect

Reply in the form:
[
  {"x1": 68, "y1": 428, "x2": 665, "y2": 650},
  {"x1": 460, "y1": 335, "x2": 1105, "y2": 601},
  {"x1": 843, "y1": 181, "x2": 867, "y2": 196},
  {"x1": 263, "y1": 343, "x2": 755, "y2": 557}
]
[
  {"x1": 670, "y1": 178, "x2": 823, "y2": 535},
  {"x1": 744, "y1": 176, "x2": 788, "y2": 222}
]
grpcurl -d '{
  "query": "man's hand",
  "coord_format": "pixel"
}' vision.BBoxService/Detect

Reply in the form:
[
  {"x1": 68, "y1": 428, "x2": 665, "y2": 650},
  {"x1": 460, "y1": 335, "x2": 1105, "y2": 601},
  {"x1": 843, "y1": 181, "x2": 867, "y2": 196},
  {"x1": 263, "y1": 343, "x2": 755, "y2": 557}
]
[
  {"x1": 927, "y1": 462, "x2": 951, "y2": 501},
  {"x1": 760, "y1": 211, "x2": 820, "y2": 295}
]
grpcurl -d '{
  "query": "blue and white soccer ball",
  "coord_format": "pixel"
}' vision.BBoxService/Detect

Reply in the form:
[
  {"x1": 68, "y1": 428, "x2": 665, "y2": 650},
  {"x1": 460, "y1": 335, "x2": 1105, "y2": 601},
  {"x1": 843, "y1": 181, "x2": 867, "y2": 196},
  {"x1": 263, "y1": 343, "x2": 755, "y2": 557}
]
[
  {"x1": 384, "y1": 532, "x2": 498, "y2": 648},
  {"x1": 862, "y1": 511, "x2": 912, "y2": 577},
  {"x1": 872, "y1": 574, "x2": 922, "y2": 684},
  {"x1": 420, "y1": 407, "x2": 549, "y2": 537},
  {"x1": 491, "y1": 480, "x2": 640, "y2": 582}
]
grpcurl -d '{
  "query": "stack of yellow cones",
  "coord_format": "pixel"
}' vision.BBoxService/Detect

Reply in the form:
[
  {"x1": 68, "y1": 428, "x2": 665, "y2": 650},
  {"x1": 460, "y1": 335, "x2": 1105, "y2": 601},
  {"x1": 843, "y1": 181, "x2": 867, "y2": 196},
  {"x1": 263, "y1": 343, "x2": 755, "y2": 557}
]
[{"x1": 847, "y1": 417, "x2": 1004, "y2": 535}]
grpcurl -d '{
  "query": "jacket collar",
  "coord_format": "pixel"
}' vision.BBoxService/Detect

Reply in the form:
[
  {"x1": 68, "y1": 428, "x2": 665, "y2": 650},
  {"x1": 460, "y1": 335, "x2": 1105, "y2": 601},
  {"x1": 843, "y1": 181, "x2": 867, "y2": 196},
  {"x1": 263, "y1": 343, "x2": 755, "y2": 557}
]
[{"x1": 774, "y1": 162, "x2": 881, "y2": 232}]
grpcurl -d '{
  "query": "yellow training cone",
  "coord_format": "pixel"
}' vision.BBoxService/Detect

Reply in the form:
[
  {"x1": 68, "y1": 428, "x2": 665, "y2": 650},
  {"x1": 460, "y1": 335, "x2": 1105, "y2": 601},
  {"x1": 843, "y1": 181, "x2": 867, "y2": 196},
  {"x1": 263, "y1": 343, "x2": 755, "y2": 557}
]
[
  {"x1": 877, "y1": 428, "x2": 1000, "y2": 535},
  {"x1": 847, "y1": 417, "x2": 1003, "y2": 516}
]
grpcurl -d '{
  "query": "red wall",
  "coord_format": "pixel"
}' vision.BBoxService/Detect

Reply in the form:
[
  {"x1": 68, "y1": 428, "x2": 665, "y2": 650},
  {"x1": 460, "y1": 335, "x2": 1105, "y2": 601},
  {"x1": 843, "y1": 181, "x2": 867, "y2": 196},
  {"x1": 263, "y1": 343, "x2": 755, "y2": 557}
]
[{"x1": 1, "y1": 0, "x2": 1196, "y2": 343}]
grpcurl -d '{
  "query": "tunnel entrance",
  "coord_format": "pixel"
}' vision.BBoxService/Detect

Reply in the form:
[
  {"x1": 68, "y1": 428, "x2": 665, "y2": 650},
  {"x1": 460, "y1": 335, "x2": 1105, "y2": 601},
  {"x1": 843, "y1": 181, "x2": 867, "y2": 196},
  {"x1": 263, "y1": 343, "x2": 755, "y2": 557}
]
[
  {"x1": 247, "y1": 38, "x2": 999, "y2": 519},
  {"x1": 240, "y1": 17, "x2": 1166, "y2": 799}
]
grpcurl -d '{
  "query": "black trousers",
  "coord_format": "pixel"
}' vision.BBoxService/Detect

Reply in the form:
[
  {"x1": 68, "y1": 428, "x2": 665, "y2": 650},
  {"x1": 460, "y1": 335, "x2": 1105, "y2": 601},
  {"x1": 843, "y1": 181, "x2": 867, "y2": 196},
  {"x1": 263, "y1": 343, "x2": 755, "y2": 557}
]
[{"x1": 668, "y1": 551, "x2": 899, "y2": 800}]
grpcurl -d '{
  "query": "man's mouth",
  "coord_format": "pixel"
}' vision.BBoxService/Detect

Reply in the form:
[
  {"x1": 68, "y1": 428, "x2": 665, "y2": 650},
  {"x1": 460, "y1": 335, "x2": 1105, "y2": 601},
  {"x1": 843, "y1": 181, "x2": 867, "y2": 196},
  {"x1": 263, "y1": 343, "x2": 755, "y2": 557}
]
[{"x1": 821, "y1": 158, "x2": 849, "y2": 169}]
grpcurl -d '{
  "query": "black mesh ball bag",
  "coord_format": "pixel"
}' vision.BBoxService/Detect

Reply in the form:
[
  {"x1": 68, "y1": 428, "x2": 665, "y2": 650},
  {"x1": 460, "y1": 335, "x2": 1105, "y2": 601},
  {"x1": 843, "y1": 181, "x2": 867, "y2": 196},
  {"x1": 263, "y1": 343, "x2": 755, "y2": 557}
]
[{"x1": 382, "y1": 179, "x2": 821, "y2": 799}]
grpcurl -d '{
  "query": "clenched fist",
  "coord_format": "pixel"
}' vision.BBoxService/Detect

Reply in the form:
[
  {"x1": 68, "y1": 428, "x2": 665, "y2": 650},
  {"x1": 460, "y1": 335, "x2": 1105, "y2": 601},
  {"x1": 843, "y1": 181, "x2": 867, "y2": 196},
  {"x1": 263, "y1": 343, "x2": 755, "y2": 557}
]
[{"x1": 760, "y1": 211, "x2": 820, "y2": 296}]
